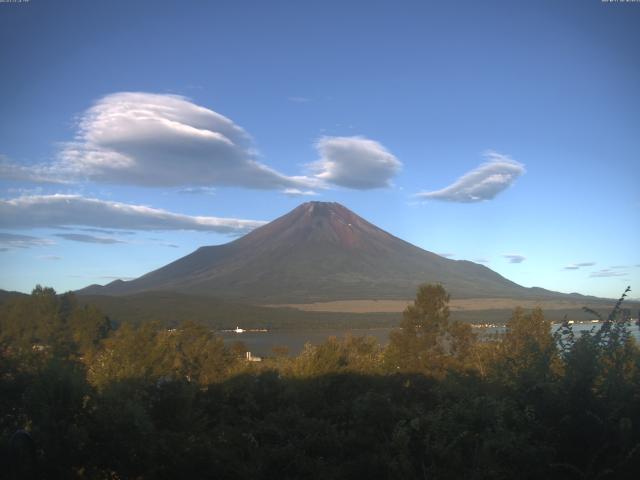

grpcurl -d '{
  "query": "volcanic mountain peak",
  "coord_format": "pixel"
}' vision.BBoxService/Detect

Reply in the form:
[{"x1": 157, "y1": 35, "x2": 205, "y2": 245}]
[
  {"x1": 297, "y1": 201, "x2": 359, "y2": 223},
  {"x1": 78, "y1": 201, "x2": 571, "y2": 302},
  {"x1": 233, "y1": 201, "x2": 388, "y2": 252},
  {"x1": 294, "y1": 201, "x2": 371, "y2": 248}
]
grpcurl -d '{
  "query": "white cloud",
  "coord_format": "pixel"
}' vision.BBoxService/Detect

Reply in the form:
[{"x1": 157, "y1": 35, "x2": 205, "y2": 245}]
[
  {"x1": 288, "y1": 96, "x2": 311, "y2": 103},
  {"x1": 0, "y1": 232, "x2": 54, "y2": 250},
  {"x1": 590, "y1": 269, "x2": 627, "y2": 278},
  {"x1": 503, "y1": 254, "x2": 526, "y2": 264},
  {"x1": 76, "y1": 227, "x2": 136, "y2": 236},
  {"x1": 282, "y1": 188, "x2": 318, "y2": 197},
  {"x1": 176, "y1": 186, "x2": 217, "y2": 195},
  {"x1": 51, "y1": 92, "x2": 315, "y2": 190},
  {"x1": 564, "y1": 261, "x2": 596, "y2": 270},
  {"x1": 0, "y1": 155, "x2": 67, "y2": 184},
  {"x1": 2, "y1": 94, "x2": 405, "y2": 194},
  {"x1": 416, "y1": 151, "x2": 525, "y2": 202},
  {"x1": 310, "y1": 136, "x2": 402, "y2": 189},
  {"x1": 0, "y1": 194, "x2": 266, "y2": 234},
  {"x1": 54, "y1": 233, "x2": 126, "y2": 244},
  {"x1": 37, "y1": 255, "x2": 62, "y2": 260},
  {"x1": 437, "y1": 252, "x2": 455, "y2": 258}
]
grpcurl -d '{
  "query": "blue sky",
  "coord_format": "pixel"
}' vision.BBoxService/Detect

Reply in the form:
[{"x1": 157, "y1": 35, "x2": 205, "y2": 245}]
[{"x1": 1, "y1": 0, "x2": 638, "y2": 299}]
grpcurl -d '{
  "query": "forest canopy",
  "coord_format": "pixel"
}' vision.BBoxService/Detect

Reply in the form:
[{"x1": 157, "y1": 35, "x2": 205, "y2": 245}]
[{"x1": 1, "y1": 284, "x2": 639, "y2": 479}]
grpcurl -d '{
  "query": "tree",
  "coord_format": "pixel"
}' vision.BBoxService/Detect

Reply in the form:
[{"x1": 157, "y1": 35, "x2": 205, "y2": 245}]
[
  {"x1": 0, "y1": 287, "x2": 88, "y2": 357},
  {"x1": 385, "y1": 284, "x2": 473, "y2": 376},
  {"x1": 68, "y1": 304, "x2": 112, "y2": 357},
  {"x1": 493, "y1": 306, "x2": 559, "y2": 389}
]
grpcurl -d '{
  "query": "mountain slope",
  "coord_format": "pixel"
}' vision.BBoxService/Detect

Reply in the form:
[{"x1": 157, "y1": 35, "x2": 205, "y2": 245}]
[{"x1": 78, "y1": 201, "x2": 573, "y2": 302}]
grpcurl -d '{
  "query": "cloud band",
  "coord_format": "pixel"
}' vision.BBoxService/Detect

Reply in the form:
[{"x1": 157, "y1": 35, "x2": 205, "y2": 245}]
[{"x1": 0, "y1": 194, "x2": 265, "y2": 234}]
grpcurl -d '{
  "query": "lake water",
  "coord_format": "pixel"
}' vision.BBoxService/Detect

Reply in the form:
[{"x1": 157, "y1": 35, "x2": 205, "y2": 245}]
[
  {"x1": 219, "y1": 328, "x2": 394, "y2": 357},
  {"x1": 553, "y1": 321, "x2": 640, "y2": 343},
  {"x1": 219, "y1": 321, "x2": 640, "y2": 357}
]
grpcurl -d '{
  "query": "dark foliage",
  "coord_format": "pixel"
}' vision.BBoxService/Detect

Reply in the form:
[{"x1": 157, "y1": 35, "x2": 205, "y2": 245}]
[{"x1": 0, "y1": 285, "x2": 638, "y2": 479}]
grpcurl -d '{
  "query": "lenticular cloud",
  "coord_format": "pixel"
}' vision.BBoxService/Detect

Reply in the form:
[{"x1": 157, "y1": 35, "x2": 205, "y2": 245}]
[
  {"x1": 1, "y1": 93, "x2": 406, "y2": 193},
  {"x1": 0, "y1": 194, "x2": 266, "y2": 234},
  {"x1": 311, "y1": 136, "x2": 402, "y2": 189},
  {"x1": 58, "y1": 92, "x2": 312, "y2": 190},
  {"x1": 417, "y1": 151, "x2": 525, "y2": 202}
]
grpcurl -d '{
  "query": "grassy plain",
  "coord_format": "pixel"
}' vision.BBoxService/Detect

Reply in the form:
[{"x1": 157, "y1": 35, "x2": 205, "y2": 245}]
[
  {"x1": 267, "y1": 297, "x2": 625, "y2": 314},
  {"x1": 11, "y1": 291, "x2": 632, "y2": 330}
]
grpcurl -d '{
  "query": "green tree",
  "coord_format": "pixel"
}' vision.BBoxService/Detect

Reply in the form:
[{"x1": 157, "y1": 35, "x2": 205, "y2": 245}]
[
  {"x1": 0, "y1": 287, "x2": 86, "y2": 357},
  {"x1": 23, "y1": 358, "x2": 92, "y2": 478},
  {"x1": 292, "y1": 335, "x2": 382, "y2": 377},
  {"x1": 385, "y1": 284, "x2": 473, "y2": 376},
  {"x1": 68, "y1": 304, "x2": 112, "y2": 357},
  {"x1": 493, "y1": 307, "x2": 559, "y2": 389},
  {"x1": 169, "y1": 321, "x2": 232, "y2": 384}
]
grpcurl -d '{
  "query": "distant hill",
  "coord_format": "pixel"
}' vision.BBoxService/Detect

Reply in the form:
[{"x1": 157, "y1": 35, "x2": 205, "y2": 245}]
[
  {"x1": 0, "y1": 289, "x2": 27, "y2": 304},
  {"x1": 78, "y1": 201, "x2": 596, "y2": 303},
  {"x1": 77, "y1": 291, "x2": 398, "y2": 330},
  {"x1": 77, "y1": 291, "x2": 630, "y2": 331}
]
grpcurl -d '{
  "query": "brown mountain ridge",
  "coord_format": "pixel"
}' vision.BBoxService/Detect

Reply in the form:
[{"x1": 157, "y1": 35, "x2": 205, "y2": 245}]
[{"x1": 78, "y1": 201, "x2": 593, "y2": 303}]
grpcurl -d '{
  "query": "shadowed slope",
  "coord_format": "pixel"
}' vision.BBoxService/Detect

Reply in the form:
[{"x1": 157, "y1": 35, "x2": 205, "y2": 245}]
[{"x1": 78, "y1": 202, "x2": 573, "y2": 302}]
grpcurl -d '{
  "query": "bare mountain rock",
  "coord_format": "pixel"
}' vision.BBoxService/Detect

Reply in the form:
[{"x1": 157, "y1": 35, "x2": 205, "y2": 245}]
[{"x1": 77, "y1": 202, "x2": 576, "y2": 302}]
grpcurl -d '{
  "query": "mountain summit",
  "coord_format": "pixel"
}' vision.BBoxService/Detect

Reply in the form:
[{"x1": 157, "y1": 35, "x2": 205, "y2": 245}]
[{"x1": 79, "y1": 201, "x2": 560, "y2": 302}]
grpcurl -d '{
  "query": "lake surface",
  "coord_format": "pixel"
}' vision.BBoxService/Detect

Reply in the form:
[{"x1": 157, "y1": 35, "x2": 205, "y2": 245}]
[
  {"x1": 219, "y1": 328, "x2": 394, "y2": 357},
  {"x1": 219, "y1": 321, "x2": 640, "y2": 357}
]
